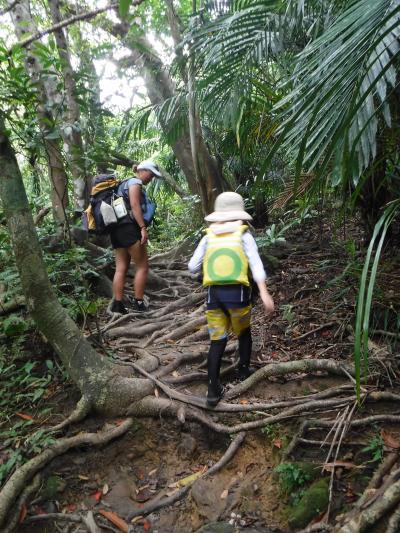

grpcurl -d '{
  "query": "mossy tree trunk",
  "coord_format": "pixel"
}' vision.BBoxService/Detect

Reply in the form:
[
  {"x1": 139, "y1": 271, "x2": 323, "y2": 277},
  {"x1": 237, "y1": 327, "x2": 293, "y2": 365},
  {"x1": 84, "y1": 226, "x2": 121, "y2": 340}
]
[
  {"x1": 9, "y1": 0, "x2": 69, "y2": 225},
  {"x1": 48, "y1": 0, "x2": 89, "y2": 214},
  {"x1": 101, "y1": 18, "x2": 223, "y2": 213},
  {"x1": 0, "y1": 113, "x2": 153, "y2": 413}
]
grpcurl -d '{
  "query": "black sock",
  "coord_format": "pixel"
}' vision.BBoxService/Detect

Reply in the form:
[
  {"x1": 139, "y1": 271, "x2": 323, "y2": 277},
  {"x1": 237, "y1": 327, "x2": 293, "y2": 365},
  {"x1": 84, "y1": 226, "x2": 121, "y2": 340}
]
[
  {"x1": 238, "y1": 327, "x2": 252, "y2": 368},
  {"x1": 207, "y1": 338, "x2": 227, "y2": 388}
]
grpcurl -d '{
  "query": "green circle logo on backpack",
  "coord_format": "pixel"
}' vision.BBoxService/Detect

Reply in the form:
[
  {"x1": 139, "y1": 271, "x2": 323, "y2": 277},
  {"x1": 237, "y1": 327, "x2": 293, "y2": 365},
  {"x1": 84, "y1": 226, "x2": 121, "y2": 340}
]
[{"x1": 207, "y1": 248, "x2": 243, "y2": 282}]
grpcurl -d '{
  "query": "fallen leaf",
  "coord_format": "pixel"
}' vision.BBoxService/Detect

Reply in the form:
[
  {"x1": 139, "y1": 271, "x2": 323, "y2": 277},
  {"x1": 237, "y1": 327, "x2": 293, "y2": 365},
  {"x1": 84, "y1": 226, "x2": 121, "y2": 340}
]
[
  {"x1": 172, "y1": 467, "x2": 207, "y2": 488},
  {"x1": 66, "y1": 504, "x2": 77, "y2": 512},
  {"x1": 273, "y1": 438, "x2": 282, "y2": 449},
  {"x1": 91, "y1": 490, "x2": 102, "y2": 502},
  {"x1": 148, "y1": 469, "x2": 157, "y2": 476},
  {"x1": 239, "y1": 399, "x2": 249, "y2": 405},
  {"x1": 16, "y1": 413, "x2": 33, "y2": 421},
  {"x1": 78, "y1": 475, "x2": 89, "y2": 481},
  {"x1": 143, "y1": 519, "x2": 151, "y2": 531},
  {"x1": 135, "y1": 487, "x2": 152, "y2": 503},
  {"x1": 154, "y1": 388, "x2": 159, "y2": 398},
  {"x1": 381, "y1": 429, "x2": 400, "y2": 449},
  {"x1": 220, "y1": 489, "x2": 228, "y2": 499},
  {"x1": 102, "y1": 483, "x2": 109, "y2": 495},
  {"x1": 131, "y1": 516, "x2": 144, "y2": 524},
  {"x1": 19, "y1": 504, "x2": 27, "y2": 523},
  {"x1": 98, "y1": 509, "x2": 129, "y2": 532}
]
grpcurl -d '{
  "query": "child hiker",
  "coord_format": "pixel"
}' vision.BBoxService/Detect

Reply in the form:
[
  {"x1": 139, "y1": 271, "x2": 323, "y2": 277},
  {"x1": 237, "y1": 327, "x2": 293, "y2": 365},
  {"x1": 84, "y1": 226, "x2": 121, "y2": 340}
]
[{"x1": 188, "y1": 192, "x2": 275, "y2": 407}]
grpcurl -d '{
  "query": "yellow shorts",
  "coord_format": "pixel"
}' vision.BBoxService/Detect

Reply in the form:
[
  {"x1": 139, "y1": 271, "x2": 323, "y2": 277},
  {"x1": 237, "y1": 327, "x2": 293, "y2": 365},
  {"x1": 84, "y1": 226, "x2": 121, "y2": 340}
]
[{"x1": 206, "y1": 305, "x2": 251, "y2": 341}]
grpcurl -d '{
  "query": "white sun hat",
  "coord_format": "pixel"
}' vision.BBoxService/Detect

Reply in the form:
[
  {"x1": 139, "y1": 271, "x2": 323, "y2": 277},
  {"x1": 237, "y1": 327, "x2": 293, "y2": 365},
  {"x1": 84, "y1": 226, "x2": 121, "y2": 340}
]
[
  {"x1": 137, "y1": 160, "x2": 162, "y2": 177},
  {"x1": 204, "y1": 191, "x2": 253, "y2": 222}
]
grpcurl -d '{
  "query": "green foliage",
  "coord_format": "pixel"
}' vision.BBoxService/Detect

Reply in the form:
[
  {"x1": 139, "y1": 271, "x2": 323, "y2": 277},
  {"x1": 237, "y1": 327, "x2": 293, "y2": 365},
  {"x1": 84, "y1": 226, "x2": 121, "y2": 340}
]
[
  {"x1": 354, "y1": 200, "x2": 400, "y2": 398},
  {"x1": 280, "y1": 304, "x2": 296, "y2": 326},
  {"x1": 2, "y1": 314, "x2": 32, "y2": 337},
  {"x1": 362, "y1": 434, "x2": 384, "y2": 463},
  {"x1": 261, "y1": 423, "x2": 281, "y2": 440},
  {"x1": 256, "y1": 223, "x2": 286, "y2": 247},
  {"x1": 0, "y1": 354, "x2": 61, "y2": 486},
  {"x1": 42, "y1": 245, "x2": 102, "y2": 321},
  {"x1": 275, "y1": 462, "x2": 313, "y2": 503}
]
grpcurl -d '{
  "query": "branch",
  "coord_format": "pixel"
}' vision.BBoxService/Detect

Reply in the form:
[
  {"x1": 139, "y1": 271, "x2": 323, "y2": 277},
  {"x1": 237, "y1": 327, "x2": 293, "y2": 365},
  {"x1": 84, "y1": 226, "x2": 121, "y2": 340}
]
[
  {"x1": 33, "y1": 206, "x2": 51, "y2": 226},
  {"x1": 10, "y1": 0, "x2": 145, "y2": 51},
  {"x1": 0, "y1": 0, "x2": 19, "y2": 17}
]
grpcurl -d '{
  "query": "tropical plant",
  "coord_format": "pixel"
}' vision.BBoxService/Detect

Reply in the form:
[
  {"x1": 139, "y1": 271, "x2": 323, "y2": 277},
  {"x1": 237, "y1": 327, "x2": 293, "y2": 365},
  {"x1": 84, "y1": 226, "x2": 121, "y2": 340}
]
[{"x1": 188, "y1": 0, "x2": 400, "y2": 397}]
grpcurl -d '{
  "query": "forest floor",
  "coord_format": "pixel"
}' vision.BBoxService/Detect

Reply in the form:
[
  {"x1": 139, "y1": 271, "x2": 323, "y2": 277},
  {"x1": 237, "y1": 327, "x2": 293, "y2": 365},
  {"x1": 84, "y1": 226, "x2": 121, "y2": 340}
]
[{"x1": 2, "y1": 217, "x2": 400, "y2": 533}]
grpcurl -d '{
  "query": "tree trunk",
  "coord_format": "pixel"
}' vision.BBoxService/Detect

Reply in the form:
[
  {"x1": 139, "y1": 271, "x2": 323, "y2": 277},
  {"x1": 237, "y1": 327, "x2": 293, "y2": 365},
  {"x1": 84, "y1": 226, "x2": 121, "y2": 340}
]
[
  {"x1": 166, "y1": 0, "x2": 224, "y2": 212},
  {"x1": 48, "y1": 0, "x2": 89, "y2": 214},
  {"x1": 0, "y1": 113, "x2": 153, "y2": 413},
  {"x1": 9, "y1": 0, "x2": 69, "y2": 225},
  {"x1": 101, "y1": 18, "x2": 223, "y2": 212}
]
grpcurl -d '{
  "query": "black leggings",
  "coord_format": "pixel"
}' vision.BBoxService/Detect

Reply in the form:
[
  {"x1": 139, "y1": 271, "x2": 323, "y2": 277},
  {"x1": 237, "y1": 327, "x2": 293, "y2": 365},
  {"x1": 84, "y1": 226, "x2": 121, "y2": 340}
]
[{"x1": 207, "y1": 327, "x2": 252, "y2": 385}]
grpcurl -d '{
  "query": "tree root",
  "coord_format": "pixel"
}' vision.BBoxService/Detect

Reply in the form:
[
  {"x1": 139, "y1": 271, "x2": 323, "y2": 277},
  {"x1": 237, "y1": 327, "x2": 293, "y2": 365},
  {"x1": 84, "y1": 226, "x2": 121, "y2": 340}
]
[
  {"x1": 387, "y1": 501, "x2": 400, "y2": 533},
  {"x1": 2, "y1": 473, "x2": 42, "y2": 533},
  {"x1": 24, "y1": 510, "x2": 102, "y2": 533},
  {"x1": 107, "y1": 316, "x2": 173, "y2": 339},
  {"x1": 128, "y1": 391, "x2": 353, "y2": 434},
  {"x1": 154, "y1": 316, "x2": 206, "y2": 344},
  {"x1": 225, "y1": 359, "x2": 354, "y2": 399},
  {"x1": 149, "y1": 292, "x2": 204, "y2": 318},
  {"x1": 336, "y1": 469, "x2": 400, "y2": 532},
  {"x1": 164, "y1": 361, "x2": 237, "y2": 385},
  {"x1": 44, "y1": 395, "x2": 92, "y2": 433},
  {"x1": 127, "y1": 432, "x2": 246, "y2": 521},
  {"x1": 0, "y1": 418, "x2": 133, "y2": 529}
]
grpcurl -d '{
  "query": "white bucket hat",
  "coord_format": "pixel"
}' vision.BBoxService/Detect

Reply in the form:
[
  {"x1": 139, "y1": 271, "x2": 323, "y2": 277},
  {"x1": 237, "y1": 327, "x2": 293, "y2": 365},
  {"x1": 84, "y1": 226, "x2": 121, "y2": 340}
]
[
  {"x1": 137, "y1": 160, "x2": 162, "y2": 177},
  {"x1": 204, "y1": 192, "x2": 253, "y2": 222}
]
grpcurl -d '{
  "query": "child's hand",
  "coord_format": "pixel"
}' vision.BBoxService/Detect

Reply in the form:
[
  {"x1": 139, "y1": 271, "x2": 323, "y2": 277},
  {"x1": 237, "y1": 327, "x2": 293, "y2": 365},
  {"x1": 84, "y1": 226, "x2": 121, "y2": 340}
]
[{"x1": 261, "y1": 292, "x2": 275, "y2": 315}]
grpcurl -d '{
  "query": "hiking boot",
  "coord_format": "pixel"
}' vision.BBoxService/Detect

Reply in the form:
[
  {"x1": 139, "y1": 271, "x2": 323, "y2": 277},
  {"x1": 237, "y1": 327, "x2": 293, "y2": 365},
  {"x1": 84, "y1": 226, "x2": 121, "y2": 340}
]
[
  {"x1": 132, "y1": 298, "x2": 147, "y2": 312},
  {"x1": 238, "y1": 365, "x2": 255, "y2": 381},
  {"x1": 207, "y1": 382, "x2": 224, "y2": 407},
  {"x1": 109, "y1": 300, "x2": 128, "y2": 316}
]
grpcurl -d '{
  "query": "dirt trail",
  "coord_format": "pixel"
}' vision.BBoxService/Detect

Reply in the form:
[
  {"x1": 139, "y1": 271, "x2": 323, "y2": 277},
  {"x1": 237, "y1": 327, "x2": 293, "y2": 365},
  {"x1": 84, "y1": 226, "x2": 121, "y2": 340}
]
[{"x1": 17, "y1": 232, "x2": 400, "y2": 532}]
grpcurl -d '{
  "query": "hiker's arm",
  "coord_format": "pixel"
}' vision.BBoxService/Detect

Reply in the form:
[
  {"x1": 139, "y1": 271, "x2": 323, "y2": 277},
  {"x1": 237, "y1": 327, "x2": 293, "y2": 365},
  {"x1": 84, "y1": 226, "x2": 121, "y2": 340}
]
[
  {"x1": 188, "y1": 236, "x2": 207, "y2": 273},
  {"x1": 257, "y1": 281, "x2": 274, "y2": 314},
  {"x1": 242, "y1": 233, "x2": 274, "y2": 314},
  {"x1": 129, "y1": 185, "x2": 147, "y2": 244}
]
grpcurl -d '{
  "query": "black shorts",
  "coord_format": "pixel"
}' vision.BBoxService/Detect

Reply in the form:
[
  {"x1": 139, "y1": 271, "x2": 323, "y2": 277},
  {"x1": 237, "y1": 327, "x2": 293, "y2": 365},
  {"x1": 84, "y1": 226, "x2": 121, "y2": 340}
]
[
  {"x1": 110, "y1": 222, "x2": 141, "y2": 249},
  {"x1": 206, "y1": 284, "x2": 251, "y2": 310}
]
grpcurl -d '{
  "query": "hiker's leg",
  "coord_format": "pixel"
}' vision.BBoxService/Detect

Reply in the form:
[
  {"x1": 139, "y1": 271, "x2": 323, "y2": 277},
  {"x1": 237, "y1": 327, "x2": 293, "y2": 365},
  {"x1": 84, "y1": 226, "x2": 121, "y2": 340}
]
[
  {"x1": 113, "y1": 247, "x2": 130, "y2": 300},
  {"x1": 207, "y1": 337, "x2": 227, "y2": 385},
  {"x1": 129, "y1": 242, "x2": 149, "y2": 300},
  {"x1": 230, "y1": 306, "x2": 254, "y2": 379},
  {"x1": 238, "y1": 327, "x2": 252, "y2": 372},
  {"x1": 205, "y1": 308, "x2": 229, "y2": 406}
]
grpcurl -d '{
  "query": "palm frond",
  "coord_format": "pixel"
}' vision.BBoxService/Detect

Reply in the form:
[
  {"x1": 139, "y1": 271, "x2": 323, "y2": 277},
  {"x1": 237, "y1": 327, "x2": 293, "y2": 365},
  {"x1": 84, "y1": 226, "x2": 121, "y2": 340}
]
[
  {"x1": 119, "y1": 93, "x2": 188, "y2": 145},
  {"x1": 270, "y1": 0, "x2": 400, "y2": 185}
]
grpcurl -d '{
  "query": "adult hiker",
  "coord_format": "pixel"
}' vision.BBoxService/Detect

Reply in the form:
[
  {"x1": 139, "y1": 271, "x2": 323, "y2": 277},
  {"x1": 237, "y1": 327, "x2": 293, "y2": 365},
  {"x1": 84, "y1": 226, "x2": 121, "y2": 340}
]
[
  {"x1": 188, "y1": 191, "x2": 275, "y2": 406},
  {"x1": 109, "y1": 160, "x2": 161, "y2": 315}
]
